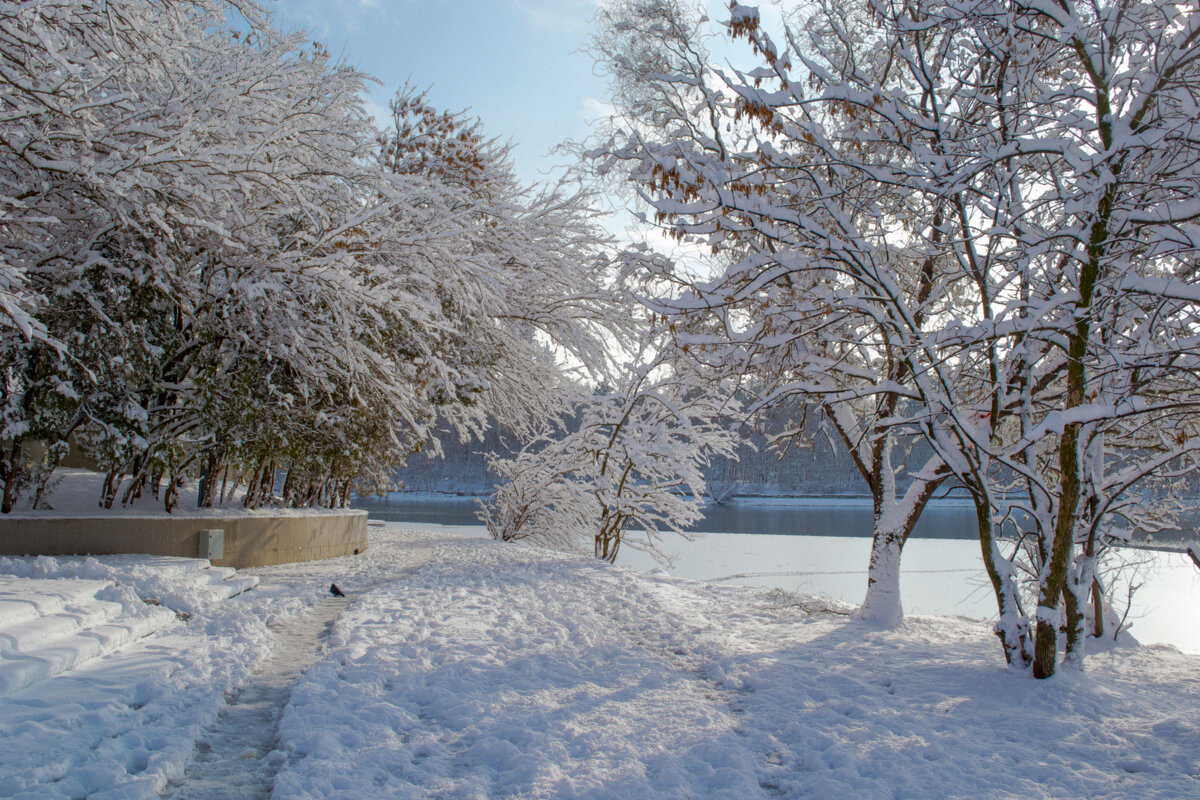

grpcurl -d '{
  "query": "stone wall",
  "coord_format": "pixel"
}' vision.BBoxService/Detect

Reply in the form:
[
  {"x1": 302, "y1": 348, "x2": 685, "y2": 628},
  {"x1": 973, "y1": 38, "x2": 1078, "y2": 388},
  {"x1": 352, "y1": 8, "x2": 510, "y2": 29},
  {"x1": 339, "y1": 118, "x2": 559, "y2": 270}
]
[{"x1": 0, "y1": 511, "x2": 367, "y2": 568}]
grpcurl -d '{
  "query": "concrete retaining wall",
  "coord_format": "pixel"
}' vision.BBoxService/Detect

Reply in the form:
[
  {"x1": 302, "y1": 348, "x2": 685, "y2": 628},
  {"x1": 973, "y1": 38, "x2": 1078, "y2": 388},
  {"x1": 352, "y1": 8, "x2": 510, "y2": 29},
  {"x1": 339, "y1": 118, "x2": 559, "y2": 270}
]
[{"x1": 0, "y1": 511, "x2": 368, "y2": 569}]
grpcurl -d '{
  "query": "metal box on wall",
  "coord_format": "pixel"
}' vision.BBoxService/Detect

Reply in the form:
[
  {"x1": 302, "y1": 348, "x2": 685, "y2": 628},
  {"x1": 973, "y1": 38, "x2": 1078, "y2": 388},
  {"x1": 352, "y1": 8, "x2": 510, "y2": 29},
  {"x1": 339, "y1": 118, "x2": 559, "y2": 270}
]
[{"x1": 198, "y1": 528, "x2": 224, "y2": 561}]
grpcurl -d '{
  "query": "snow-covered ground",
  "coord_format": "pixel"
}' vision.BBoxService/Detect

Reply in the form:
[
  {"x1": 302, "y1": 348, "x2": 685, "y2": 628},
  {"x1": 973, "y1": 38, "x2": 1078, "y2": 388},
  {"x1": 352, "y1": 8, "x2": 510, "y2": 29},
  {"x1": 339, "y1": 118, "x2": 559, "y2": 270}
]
[{"x1": 1, "y1": 525, "x2": 1198, "y2": 798}]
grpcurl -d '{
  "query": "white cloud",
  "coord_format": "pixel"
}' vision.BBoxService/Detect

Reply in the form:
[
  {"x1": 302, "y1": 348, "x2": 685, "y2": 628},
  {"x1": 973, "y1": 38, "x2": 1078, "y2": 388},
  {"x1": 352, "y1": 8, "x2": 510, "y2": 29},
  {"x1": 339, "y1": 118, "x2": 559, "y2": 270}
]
[
  {"x1": 579, "y1": 96, "x2": 614, "y2": 124},
  {"x1": 511, "y1": 0, "x2": 598, "y2": 35},
  {"x1": 272, "y1": 0, "x2": 404, "y2": 38},
  {"x1": 362, "y1": 94, "x2": 393, "y2": 128}
]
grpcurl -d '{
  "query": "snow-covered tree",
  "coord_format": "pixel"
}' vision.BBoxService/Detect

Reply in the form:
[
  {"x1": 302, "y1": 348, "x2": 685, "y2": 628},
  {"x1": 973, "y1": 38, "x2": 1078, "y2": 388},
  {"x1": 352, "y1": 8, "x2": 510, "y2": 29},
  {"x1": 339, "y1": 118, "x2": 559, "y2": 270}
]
[
  {"x1": 891, "y1": 0, "x2": 1200, "y2": 677},
  {"x1": 0, "y1": 0, "x2": 625, "y2": 512},
  {"x1": 0, "y1": 0, "x2": 435, "y2": 509},
  {"x1": 479, "y1": 329, "x2": 739, "y2": 562},
  {"x1": 590, "y1": 0, "x2": 953, "y2": 627},
  {"x1": 589, "y1": 0, "x2": 1200, "y2": 677},
  {"x1": 378, "y1": 85, "x2": 630, "y2": 437}
]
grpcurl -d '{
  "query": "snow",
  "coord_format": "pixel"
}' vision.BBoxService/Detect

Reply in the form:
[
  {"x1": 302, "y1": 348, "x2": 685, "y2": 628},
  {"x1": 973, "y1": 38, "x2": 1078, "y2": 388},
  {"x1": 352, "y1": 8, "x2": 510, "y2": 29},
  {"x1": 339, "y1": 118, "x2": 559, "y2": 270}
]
[
  {"x1": 0, "y1": 525, "x2": 1198, "y2": 799},
  {"x1": 167, "y1": 596, "x2": 354, "y2": 800},
  {"x1": 0, "y1": 576, "x2": 176, "y2": 697}
]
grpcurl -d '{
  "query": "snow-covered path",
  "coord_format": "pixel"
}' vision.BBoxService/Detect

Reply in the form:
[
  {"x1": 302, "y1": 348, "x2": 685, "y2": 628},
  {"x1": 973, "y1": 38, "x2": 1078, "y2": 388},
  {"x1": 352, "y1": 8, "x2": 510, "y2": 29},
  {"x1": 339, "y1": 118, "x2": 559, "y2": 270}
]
[
  {"x1": 271, "y1": 533, "x2": 1200, "y2": 800},
  {"x1": 2, "y1": 526, "x2": 1199, "y2": 799},
  {"x1": 165, "y1": 596, "x2": 350, "y2": 800},
  {"x1": 272, "y1": 537, "x2": 772, "y2": 799},
  {"x1": 0, "y1": 528, "x2": 438, "y2": 799},
  {"x1": 166, "y1": 537, "x2": 439, "y2": 800}
]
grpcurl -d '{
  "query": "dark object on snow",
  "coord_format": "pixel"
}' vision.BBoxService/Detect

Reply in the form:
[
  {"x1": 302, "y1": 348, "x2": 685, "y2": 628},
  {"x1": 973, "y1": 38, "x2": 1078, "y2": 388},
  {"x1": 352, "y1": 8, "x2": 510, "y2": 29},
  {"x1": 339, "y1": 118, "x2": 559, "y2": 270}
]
[{"x1": 330, "y1": 583, "x2": 345, "y2": 598}]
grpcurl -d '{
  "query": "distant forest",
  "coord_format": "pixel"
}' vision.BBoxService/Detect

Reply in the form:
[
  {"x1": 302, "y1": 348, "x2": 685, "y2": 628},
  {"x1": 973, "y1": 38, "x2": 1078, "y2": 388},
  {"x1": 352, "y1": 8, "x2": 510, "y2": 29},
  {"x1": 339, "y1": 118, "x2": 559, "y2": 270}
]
[
  {"x1": 394, "y1": 410, "x2": 1200, "y2": 504},
  {"x1": 392, "y1": 407, "x2": 943, "y2": 500}
]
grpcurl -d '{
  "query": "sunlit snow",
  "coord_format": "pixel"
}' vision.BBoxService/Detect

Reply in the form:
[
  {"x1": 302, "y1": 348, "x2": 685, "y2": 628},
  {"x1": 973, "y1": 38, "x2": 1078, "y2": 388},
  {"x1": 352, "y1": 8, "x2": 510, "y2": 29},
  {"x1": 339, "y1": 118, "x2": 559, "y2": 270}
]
[{"x1": 1, "y1": 526, "x2": 1197, "y2": 798}]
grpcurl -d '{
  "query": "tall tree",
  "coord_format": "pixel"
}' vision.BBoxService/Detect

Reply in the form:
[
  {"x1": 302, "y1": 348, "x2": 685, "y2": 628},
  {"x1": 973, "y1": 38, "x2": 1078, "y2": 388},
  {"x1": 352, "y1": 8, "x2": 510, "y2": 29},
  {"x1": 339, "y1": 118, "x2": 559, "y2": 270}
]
[
  {"x1": 0, "y1": 0, "x2": 625, "y2": 512},
  {"x1": 592, "y1": 0, "x2": 953, "y2": 626},
  {"x1": 590, "y1": 0, "x2": 1200, "y2": 677}
]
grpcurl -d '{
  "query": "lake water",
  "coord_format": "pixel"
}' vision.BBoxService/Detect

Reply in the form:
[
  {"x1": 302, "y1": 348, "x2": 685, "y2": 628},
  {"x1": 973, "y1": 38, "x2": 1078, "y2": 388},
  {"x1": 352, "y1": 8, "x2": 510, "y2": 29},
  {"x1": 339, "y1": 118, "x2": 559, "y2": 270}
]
[
  {"x1": 353, "y1": 494, "x2": 1200, "y2": 655},
  {"x1": 353, "y1": 495, "x2": 983, "y2": 537}
]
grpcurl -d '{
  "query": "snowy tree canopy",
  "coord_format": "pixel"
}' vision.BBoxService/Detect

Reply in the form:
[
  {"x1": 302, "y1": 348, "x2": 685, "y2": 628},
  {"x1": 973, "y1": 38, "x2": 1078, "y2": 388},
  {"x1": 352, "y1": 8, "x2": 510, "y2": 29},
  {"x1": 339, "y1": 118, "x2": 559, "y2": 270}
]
[
  {"x1": 589, "y1": 0, "x2": 1200, "y2": 676},
  {"x1": 0, "y1": 0, "x2": 624, "y2": 512}
]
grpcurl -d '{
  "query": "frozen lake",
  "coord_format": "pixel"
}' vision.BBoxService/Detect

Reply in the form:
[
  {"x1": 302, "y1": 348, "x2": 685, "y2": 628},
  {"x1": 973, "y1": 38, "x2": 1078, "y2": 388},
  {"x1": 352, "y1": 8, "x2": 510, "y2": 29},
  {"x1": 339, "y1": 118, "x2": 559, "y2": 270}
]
[{"x1": 354, "y1": 495, "x2": 1200, "y2": 655}]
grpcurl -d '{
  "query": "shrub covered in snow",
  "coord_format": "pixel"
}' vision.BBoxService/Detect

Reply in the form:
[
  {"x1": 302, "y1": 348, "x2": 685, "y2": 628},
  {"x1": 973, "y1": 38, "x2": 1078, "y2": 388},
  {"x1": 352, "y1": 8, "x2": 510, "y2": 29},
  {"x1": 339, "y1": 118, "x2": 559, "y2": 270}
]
[{"x1": 480, "y1": 336, "x2": 738, "y2": 562}]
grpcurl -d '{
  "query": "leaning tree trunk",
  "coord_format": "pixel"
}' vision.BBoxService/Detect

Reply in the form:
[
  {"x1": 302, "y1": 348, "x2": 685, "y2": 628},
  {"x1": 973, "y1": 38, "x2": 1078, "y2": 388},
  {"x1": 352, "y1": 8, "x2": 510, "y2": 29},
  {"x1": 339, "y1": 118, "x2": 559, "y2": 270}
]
[
  {"x1": 595, "y1": 510, "x2": 623, "y2": 563},
  {"x1": 858, "y1": 460, "x2": 946, "y2": 628},
  {"x1": 101, "y1": 466, "x2": 124, "y2": 510},
  {"x1": 973, "y1": 492, "x2": 1032, "y2": 668}
]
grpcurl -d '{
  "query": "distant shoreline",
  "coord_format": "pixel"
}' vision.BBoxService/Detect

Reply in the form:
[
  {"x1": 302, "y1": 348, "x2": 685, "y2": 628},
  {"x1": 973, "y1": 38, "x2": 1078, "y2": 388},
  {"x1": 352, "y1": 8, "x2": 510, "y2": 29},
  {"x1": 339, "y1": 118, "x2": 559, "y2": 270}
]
[
  {"x1": 352, "y1": 492, "x2": 1194, "y2": 552},
  {"x1": 356, "y1": 490, "x2": 973, "y2": 504}
]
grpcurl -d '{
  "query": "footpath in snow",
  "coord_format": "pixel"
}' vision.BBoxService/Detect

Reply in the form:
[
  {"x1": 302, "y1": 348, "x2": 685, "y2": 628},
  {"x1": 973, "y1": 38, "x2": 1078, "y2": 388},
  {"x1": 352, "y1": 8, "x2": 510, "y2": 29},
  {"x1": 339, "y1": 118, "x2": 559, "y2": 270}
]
[
  {"x1": 0, "y1": 526, "x2": 1198, "y2": 799},
  {"x1": 0, "y1": 529, "x2": 433, "y2": 799}
]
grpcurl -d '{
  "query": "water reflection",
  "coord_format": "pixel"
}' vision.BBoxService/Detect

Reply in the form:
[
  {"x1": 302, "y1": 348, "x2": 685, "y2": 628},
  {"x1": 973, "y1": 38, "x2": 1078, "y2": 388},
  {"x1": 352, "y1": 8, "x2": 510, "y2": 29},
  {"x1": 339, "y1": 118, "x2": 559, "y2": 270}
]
[
  {"x1": 353, "y1": 495, "x2": 483, "y2": 526},
  {"x1": 693, "y1": 501, "x2": 981, "y2": 538},
  {"x1": 352, "y1": 495, "x2": 980, "y2": 538},
  {"x1": 352, "y1": 494, "x2": 1191, "y2": 546}
]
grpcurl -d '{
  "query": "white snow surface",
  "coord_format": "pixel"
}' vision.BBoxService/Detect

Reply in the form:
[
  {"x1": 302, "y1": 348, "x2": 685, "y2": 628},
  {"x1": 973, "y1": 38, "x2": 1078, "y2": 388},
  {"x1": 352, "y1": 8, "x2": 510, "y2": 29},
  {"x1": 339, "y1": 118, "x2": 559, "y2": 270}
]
[
  {"x1": 0, "y1": 525, "x2": 1198, "y2": 799},
  {"x1": 273, "y1": 532, "x2": 1200, "y2": 799}
]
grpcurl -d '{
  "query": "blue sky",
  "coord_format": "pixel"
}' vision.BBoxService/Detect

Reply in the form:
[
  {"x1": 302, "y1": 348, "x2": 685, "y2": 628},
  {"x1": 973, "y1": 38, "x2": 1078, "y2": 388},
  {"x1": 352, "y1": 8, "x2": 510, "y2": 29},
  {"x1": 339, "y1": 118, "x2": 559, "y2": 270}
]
[{"x1": 272, "y1": 0, "x2": 609, "y2": 185}]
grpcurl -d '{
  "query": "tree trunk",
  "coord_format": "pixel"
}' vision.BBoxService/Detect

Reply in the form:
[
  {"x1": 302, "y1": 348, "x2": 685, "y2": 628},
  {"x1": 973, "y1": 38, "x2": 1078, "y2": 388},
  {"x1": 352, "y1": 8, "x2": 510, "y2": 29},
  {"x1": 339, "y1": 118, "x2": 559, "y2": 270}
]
[
  {"x1": 280, "y1": 466, "x2": 294, "y2": 507},
  {"x1": 1, "y1": 440, "x2": 22, "y2": 514},
  {"x1": 857, "y1": 447, "x2": 946, "y2": 628},
  {"x1": 1033, "y1": 438, "x2": 1082, "y2": 677},
  {"x1": 1063, "y1": 580, "x2": 1085, "y2": 669},
  {"x1": 1031, "y1": 136, "x2": 1112, "y2": 675},
  {"x1": 1034, "y1": 346, "x2": 1087, "y2": 678},
  {"x1": 858, "y1": 529, "x2": 905, "y2": 627},
  {"x1": 974, "y1": 493, "x2": 1031, "y2": 668},
  {"x1": 1063, "y1": 538, "x2": 1100, "y2": 668},
  {"x1": 163, "y1": 475, "x2": 182, "y2": 513},
  {"x1": 101, "y1": 468, "x2": 123, "y2": 510},
  {"x1": 595, "y1": 512, "x2": 622, "y2": 563},
  {"x1": 120, "y1": 453, "x2": 148, "y2": 507},
  {"x1": 259, "y1": 461, "x2": 275, "y2": 504},
  {"x1": 1090, "y1": 578, "x2": 1105, "y2": 639},
  {"x1": 242, "y1": 464, "x2": 259, "y2": 508},
  {"x1": 197, "y1": 451, "x2": 219, "y2": 508}
]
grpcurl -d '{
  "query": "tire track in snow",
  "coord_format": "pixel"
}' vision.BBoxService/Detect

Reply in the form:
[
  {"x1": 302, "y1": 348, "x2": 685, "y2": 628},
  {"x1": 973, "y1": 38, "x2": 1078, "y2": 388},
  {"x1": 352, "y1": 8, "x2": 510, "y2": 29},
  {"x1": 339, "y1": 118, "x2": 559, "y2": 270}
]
[{"x1": 164, "y1": 544, "x2": 436, "y2": 800}]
